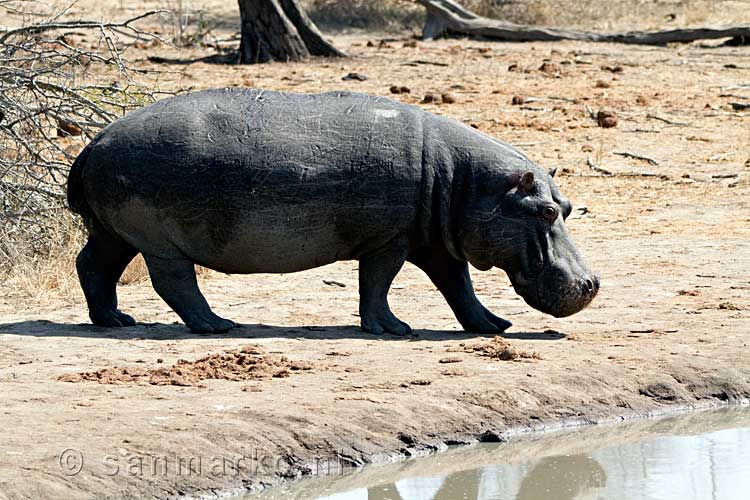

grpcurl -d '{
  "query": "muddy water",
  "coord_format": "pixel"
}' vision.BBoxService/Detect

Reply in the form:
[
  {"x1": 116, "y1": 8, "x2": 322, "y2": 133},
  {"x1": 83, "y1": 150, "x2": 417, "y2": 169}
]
[{"x1": 251, "y1": 407, "x2": 750, "y2": 500}]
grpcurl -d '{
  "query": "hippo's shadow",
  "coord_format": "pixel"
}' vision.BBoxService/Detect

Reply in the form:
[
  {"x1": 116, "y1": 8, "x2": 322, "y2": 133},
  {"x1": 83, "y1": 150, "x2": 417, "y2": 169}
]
[{"x1": 0, "y1": 320, "x2": 567, "y2": 341}]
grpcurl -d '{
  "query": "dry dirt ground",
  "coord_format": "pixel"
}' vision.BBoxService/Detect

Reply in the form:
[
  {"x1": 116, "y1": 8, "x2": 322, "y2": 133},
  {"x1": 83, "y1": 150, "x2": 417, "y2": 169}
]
[{"x1": 1, "y1": 12, "x2": 750, "y2": 500}]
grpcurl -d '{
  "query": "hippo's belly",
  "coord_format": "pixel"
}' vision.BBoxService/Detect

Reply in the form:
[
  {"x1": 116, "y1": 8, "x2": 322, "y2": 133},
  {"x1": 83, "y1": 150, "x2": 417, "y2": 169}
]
[{"x1": 105, "y1": 193, "x2": 417, "y2": 274}]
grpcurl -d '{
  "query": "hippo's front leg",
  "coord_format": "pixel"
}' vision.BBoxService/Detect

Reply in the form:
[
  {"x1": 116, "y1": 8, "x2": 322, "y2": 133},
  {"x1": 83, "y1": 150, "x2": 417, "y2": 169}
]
[
  {"x1": 358, "y1": 243, "x2": 412, "y2": 336},
  {"x1": 409, "y1": 246, "x2": 512, "y2": 333}
]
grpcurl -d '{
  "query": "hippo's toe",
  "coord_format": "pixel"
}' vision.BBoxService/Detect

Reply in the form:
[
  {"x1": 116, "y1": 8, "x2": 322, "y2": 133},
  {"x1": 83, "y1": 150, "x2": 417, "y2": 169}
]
[
  {"x1": 361, "y1": 314, "x2": 412, "y2": 336},
  {"x1": 459, "y1": 309, "x2": 512, "y2": 334},
  {"x1": 90, "y1": 309, "x2": 136, "y2": 328},
  {"x1": 184, "y1": 315, "x2": 236, "y2": 334}
]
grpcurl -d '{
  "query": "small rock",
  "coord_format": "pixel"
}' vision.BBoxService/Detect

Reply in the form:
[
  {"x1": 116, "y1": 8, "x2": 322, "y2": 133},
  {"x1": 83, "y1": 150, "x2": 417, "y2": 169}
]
[
  {"x1": 636, "y1": 95, "x2": 649, "y2": 106},
  {"x1": 342, "y1": 72, "x2": 368, "y2": 81},
  {"x1": 718, "y1": 301, "x2": 741, "y2": 310},
  {"x1": 441, "y1": 93, "x2": 457, "y2": 104},
  {"x1": 595, "y1": 80, "x2": 611, "y2": 88},
  {"x1": 511, "y1": 95, "x2": 526, "y2": 105},
  {"x1": 539, "y1": 62, "x2": 561, "y2": 75},
  {"x1": 439, "y1": 357, "x2": 463, "y2": 364},
  {"x1": 389, "y1": 85, "x2": 411, "y2": 94},
  {"x1": 602, "y1": 65, "x2": 624, "y2": 73},
  {"x1": 402, "y1": 40, "x2": 418, "y2": 48},
  {"x1": 421, "y1": 93, "x2": 441, "y2": 104},
  {"x1": 508, "y1": 63, "x2": 520, "y2": 72},
  {"x1": 596, "y1": 110, "x2": 618, "y2": 128}
]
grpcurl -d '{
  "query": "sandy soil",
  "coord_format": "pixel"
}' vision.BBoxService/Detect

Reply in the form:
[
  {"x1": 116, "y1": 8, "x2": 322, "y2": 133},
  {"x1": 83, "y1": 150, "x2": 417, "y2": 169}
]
[{"x1": 1, "y1": 17, "x2": 750, "y2": 500}]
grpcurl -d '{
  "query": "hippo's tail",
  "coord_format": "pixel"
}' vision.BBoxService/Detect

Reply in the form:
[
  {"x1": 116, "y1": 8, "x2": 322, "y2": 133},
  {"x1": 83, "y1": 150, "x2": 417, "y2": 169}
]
[{"x1": 66, "y1": 140, "x2": 95, "y2": 217}]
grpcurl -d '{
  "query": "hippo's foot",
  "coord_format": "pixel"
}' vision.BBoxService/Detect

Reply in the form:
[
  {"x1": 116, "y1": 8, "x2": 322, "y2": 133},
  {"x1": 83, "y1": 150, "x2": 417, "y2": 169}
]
[
  {"x1": 90, "y1": 309, "x2": 136, "y2": 328},
  {"x1": 361, "y1": 312, "x2": 412, "y2": 336},
  {"x1": 459, "y1": 308, "x2": 512, "y2": 334},
  {"x1": 184, "y1": 314, "x2": 236, "y2": 335},
  {"x1": 358, "y1": 244, "x2": 412, "y2": 336},
  {"x1": 143, "y1": 255, "x2": 236, "y2": 335}
]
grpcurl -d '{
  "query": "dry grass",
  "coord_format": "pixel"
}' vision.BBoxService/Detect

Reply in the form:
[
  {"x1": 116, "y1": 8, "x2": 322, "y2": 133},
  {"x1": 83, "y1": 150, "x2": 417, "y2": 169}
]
[{"x1": 0, "y1": 212, "x2": 84, "y2": 301}]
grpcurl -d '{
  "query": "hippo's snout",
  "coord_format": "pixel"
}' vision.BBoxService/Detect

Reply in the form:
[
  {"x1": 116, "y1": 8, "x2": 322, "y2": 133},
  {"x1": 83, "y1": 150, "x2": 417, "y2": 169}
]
[
  {"x1": 541, "y1": 269, "x2": 599, "y2": 318},
  {"x1": 511, "y1": 264, "x2": 599, "y2": 318}
]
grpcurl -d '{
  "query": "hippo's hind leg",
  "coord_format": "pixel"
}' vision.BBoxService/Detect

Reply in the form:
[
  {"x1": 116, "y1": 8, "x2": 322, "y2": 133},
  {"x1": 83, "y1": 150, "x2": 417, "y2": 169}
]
[
  {"x1": 142, "y1": 255, "x2": 235, "y2": 334},
  {"x1": 359, "y1": 244, "x2": 412, "y2": 336},
  {"x1": 409, "y1": 246, "x2": 511, "y2": 333},
  {"x1": 76, "y1": 223, "x2": 138, "y2": 327}
]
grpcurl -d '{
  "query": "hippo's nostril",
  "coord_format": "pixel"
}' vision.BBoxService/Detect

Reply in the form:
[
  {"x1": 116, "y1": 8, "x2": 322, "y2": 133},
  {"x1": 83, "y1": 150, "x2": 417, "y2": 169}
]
[{"x1": 580, "y1": 275, "x2": 600, "y2": 296}]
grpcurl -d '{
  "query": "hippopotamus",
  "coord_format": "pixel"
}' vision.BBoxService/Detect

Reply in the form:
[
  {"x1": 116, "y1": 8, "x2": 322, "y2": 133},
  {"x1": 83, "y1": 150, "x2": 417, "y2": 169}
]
[{"x1": 67, "y1": 88, "x2": 598, "y2": 335}]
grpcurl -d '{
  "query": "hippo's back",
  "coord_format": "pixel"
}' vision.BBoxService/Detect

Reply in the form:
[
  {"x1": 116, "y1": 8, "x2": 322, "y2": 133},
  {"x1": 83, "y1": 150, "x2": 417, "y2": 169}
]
[{"x1": 79, "y1": 89, "x2": 427, "y2": 272}]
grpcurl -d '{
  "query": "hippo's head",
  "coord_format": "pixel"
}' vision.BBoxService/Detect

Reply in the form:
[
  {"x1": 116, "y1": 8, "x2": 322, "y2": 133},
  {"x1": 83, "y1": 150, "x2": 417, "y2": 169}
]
[{"x1": 457, "y1": 167, "x2": 599, "y2": 317}]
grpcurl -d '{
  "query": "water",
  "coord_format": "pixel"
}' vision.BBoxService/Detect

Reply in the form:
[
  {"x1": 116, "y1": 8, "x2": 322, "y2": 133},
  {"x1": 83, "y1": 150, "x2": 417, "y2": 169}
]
[{"x1": 250, "y1": 408, "x2": 750, "y2": 500}]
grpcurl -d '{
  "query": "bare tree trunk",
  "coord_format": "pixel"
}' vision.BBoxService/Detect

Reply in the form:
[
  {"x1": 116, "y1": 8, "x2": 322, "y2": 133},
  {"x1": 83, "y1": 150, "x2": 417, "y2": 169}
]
[
  {"x1": 417, "y1": 0, "x2": 750, "y2": 45},
  {"x1": 278, "y1": 0, "x2": 346, "y2": 57},
  {"x1": 238, "y1": 0, "x2": 344, "y2": 64}
]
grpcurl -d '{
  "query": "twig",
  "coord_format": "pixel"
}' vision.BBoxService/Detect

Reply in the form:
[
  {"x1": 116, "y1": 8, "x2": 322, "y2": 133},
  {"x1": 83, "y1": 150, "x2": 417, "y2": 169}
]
[
  {"x1": 401, "y1": 59, "x2": 450, "y2": 67},
  {"x1": 0, "y1": 11, "x2": 169, "y2": 44},
  {"x1": 613, "y1": 151, "x2": 661, "y2": 166},
  {"x1": 646, "y1": 114, "x2": 689, "y2": 126},
  {"x1": 586, "y1": 156, "x2": 613, "y2": 176}
]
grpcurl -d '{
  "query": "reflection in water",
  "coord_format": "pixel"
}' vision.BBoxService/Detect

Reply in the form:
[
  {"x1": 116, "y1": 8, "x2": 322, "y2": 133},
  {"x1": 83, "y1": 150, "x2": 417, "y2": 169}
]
[
  {"x1": 516, "y1": 455, "x2": 606, "y2": 500},
  {"x1": 252, "y1": 408, "x2": 750, "y2": 500}
]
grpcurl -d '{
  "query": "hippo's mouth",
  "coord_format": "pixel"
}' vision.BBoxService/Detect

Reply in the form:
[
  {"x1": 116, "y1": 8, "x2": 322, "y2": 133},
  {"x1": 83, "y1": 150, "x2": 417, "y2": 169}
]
[
  {"x1": 509, "y1": 270, "x2": 544, "y2": 308},
  {"x1": 509, "y1": 269, "x2": 598, "y2": 318}
]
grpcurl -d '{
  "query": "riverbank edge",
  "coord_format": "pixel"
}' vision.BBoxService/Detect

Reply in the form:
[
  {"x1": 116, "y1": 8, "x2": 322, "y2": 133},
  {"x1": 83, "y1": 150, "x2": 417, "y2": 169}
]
[{"x1": 188, "y1": 397, "x2": 750, "y2": 500}]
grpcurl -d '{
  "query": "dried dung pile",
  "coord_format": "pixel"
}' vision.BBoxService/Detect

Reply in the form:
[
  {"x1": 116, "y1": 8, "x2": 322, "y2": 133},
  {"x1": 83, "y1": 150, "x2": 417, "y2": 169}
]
[
  {"x1": 450, "y1": 336, "x2": 541, "y2": 361},
  {"x1": 58, "y1": 345, "x2": 312, "y2": 386}
]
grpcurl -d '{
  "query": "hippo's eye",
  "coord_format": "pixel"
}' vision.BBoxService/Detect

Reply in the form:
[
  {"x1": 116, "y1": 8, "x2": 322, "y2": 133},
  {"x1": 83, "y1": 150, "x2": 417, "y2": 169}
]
[{"x1": 541, "y1": 205, "x2": 558, "y2": 223}]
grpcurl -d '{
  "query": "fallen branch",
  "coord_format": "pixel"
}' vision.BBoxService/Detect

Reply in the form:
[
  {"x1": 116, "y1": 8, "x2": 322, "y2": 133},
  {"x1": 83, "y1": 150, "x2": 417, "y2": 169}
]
[
  {"x1": 613, "y1": 151, "x2": 661, "y2": 166},
  {"x1": 416, "y1": 0, "x2": 750, "y2": 45},
  {"x1": 586, "y1": 156, "x2": 613, "y2": 176},
  {"x1": 586, "y1": 156, "x2": 667, "y2": 179},
  {"x1": 646, "y1": 114, "x2": 690, "y2": 126}
]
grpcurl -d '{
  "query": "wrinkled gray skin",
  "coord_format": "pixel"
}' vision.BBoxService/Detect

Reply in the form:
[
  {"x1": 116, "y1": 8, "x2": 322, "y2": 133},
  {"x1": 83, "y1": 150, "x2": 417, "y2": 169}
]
[{"x1": 67, "y1": 89, "x2": 599, "y2": 335}]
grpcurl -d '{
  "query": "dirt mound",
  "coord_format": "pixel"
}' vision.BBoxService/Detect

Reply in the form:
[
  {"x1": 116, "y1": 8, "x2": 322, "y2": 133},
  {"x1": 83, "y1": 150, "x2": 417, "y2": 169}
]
[
  {"x1": 58, "y1": 345, "x2": 313, "y2": 387},
  {"x1": 449, "y1": 336, "x2": 541, "y2": 361}
]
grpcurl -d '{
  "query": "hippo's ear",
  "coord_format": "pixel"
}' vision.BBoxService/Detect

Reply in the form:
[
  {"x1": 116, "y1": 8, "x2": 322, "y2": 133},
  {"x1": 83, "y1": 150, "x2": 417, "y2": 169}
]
[
  {"x1": 519, "y1": 171, "x2": 535, "y2": 192},
  {"x1": 549, "y1": 167, "x2": 557, "y2": 178}
]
